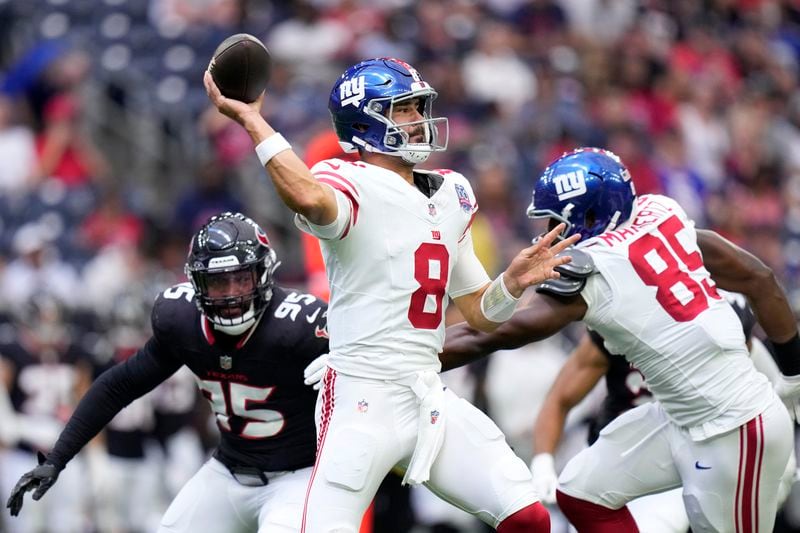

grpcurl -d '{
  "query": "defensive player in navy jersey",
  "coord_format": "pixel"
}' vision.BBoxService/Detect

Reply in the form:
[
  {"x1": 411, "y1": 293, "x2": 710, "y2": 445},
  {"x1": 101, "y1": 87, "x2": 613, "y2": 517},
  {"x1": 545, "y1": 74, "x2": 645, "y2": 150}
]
[
  {"x1": 6, "y1": 212, "x2": 330, "y2": 533},
  {"x1": 0, "y1": 295, "x2": 92, "y2": 533}
]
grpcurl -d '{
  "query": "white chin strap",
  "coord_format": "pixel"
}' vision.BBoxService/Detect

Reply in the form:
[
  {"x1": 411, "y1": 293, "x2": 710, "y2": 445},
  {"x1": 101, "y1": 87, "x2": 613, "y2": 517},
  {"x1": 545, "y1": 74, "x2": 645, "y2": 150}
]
[
  {"x1": 211, "y1": 303, "x2": 257, "y2": 336},
  {"x1": 400, "y1": 148, "x2": 430, "y2": 164}
]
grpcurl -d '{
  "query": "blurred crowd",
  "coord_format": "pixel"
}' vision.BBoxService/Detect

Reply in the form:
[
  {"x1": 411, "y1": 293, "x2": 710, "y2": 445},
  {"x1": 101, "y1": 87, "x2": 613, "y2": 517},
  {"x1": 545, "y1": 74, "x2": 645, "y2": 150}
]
[{"x1": 1, "y1": 0, "x2": 800, "y2": 531}]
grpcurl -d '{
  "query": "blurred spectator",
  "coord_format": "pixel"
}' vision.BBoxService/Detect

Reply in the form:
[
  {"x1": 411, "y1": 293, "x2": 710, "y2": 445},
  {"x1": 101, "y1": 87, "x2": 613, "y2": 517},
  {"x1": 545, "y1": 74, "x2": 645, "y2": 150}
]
[
  {"x1": 652, "y1": 128, "x2": 707, "y2": 225},
  {"x1": 78, "y1": 187, "x2": 144, "y2": 253},
  {"x1": 461, "y1": 20, "x2": 537, "y2": 116},
  {"x1": 0, "y1": 223, "x2": 82, "y2": 308},
  {"x1": 560, "y1": 0, "x2": 637, "y2": 46},
  {"x1": 0, "y1": 94, "x2": 36, "y2": 196},
  {"x1": 266, "y1": 1, "x2": 350, "y2": 73},
  {"x1": 149, "y1": 0, "x2": 245, "y2": 36},
  {"x1": 677, "y1": 77, "x2": 730, "y2": 191},
  {"x1": 33, "y1": 92, "x2": 109, "y2": 187},
  {"x1": 172, "y1": 158, "x2": 244, "y2": 238}
]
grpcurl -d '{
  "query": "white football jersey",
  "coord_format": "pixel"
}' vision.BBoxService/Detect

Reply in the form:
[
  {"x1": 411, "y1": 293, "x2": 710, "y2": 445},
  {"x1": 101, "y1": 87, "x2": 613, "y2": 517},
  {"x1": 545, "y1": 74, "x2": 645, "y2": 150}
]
[
  {"x1": 580, "y1": 194, "x2": 773, "y2": 440},
  {"x1": 295, "y1": 159, "x2": 490, "y2": 380}
]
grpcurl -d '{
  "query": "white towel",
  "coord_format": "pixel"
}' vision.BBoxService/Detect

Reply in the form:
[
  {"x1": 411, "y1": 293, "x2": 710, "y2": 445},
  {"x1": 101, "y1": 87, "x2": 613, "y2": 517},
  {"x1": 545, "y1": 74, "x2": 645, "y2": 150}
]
[{"x1": 401, "y1": 370, "x2": 446, "y2": 486}]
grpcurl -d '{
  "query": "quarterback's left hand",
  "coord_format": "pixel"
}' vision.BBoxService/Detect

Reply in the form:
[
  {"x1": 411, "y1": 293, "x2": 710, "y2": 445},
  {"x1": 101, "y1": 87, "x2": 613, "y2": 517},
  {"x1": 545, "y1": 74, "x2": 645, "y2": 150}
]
[
  {"x1": 303, "y1": 353, "x2": 330, "y2": 391},
  {"x1": 774, "y1": 374, "x2": 800, "y2": 422},
  {"x1": 504, "y1": 223, "x2": 581, "y2": 297}
]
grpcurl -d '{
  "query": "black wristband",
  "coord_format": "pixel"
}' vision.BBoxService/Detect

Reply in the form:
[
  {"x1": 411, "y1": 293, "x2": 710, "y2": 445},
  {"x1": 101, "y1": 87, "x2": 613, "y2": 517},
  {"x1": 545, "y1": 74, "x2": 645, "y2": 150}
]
[{"x1": 769, "y1": 333, "x2": 800, "y2": 376}]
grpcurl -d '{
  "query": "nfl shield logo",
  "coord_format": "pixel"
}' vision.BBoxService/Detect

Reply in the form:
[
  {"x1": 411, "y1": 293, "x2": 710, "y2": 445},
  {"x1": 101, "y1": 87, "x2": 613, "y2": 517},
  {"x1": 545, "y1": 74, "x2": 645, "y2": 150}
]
[
  {"x1": 430, "y1": 409, "x2": 439, "y2": 424},
  {"x1": 454, "y1": 184, "x2": 471, "y2": 212},
  {"x1": 357, "y1": 399, "x2": 369, "y2": 413},
  {"x1": 428, "y1": 203, "x2": 436, "y2": 216},
  {"x1": 220, "y1": 355, "x2": 232, "y2": 370}
]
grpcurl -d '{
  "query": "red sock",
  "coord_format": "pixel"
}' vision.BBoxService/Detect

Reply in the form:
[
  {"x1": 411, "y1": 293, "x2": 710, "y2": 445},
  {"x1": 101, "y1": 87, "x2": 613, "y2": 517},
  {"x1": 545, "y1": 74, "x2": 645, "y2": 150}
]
[
  {"x1": 496, "y1": 502, "x2": 550, "y2": 532},
  {"x1": 556, "y1": 490, "x2": 639, "y2": 533}
]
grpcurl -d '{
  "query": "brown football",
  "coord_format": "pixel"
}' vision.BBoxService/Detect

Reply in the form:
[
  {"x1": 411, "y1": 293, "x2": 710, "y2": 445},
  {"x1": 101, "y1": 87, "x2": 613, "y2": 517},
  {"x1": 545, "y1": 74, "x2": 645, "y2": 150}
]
[{"x1": 209, "y1": 33, "x2": 271, "y2": 103}]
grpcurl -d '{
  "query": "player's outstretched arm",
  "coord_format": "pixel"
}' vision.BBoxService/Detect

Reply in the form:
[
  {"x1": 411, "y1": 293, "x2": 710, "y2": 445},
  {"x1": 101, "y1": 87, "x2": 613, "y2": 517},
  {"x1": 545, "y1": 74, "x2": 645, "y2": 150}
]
[
  {"x1": 203, "y1": 72, "x2": 338, "y2": 225},
  {"x1": 698, "y1": 229, "x2": 800, "y2": 418},
  {"x1": 5, "y1": 341, "x2": 180, "y2": 516},
  {"x1": 532, "y1": 333, "x2": 609, "y2": 457},
  {"x1": 530, "y1": 333, "x2": 608, "y2": 504},
  {"x1": 698, "y1": 229, "x2": 800, "y2": 362},
  {"x1": 452, "y1": 223, "x2": 580, "y2": 333},
  {"x1": 698, "y1": 229, "x2": 796, "y2": 344},
  {"x1": 440, "y1": 292, "x2": 587, "y2": 371}
]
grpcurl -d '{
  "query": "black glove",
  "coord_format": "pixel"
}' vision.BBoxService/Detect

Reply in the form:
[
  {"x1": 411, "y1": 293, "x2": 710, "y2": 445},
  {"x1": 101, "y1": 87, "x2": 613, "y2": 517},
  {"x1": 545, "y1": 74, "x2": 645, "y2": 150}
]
[{"x1": 6, "y1": 452, "x2": 61, "y2": 517}]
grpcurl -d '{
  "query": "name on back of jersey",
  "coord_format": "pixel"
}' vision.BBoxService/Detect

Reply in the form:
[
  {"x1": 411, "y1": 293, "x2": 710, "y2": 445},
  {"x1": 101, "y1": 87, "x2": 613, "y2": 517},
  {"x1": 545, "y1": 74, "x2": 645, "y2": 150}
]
[{"x1": 590, "y1": 196, "x2": 676, "y2": 248}]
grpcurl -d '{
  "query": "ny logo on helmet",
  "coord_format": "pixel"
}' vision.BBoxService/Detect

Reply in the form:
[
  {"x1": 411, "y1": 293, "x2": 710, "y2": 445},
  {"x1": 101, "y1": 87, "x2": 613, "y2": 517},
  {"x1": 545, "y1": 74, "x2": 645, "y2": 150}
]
[
  {"x1": 553, "y1": 170, "x2": 587, "y2": 201},
  {"x1": 340, "y1": 76, "x2": 366, "y2": 107}
]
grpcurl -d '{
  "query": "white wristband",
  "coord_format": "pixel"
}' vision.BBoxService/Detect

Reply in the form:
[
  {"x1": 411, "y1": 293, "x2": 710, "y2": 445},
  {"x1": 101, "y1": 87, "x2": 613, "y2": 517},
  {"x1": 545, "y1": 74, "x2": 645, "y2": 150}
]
[
  {"x1": 480, "y1": 273, "x2": 520, "y2": 323},
  {"x1": 255, "y1": 133, "x2": 292, "y2": 166}
]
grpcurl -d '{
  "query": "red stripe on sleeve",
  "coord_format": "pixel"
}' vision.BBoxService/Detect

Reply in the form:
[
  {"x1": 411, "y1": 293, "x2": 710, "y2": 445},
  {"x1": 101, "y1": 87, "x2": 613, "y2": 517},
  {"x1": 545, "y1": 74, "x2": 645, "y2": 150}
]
[
  {"x1": 314, "y1": 171, "x2": 360, "y2": 199},
  {"x1": 317, "y1": 177, "x2": 360, "y2": 237}
]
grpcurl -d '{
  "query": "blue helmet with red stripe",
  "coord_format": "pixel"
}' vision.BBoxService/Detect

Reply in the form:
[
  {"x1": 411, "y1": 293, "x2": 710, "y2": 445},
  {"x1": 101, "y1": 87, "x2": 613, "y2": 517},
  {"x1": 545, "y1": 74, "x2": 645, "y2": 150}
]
[
  {"x1": 527, "y1": 148, "x2": 636, "y2": 241},
  {"x1": 329, "y1": 58, "x2": 448, "y2": 164}
]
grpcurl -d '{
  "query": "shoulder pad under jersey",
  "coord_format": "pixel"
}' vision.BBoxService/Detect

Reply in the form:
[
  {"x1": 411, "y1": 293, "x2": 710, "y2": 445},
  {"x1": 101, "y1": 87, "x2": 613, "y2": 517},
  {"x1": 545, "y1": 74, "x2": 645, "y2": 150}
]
[{"x1": 536, "y1": 247, "x2": 595, "y2": 298}]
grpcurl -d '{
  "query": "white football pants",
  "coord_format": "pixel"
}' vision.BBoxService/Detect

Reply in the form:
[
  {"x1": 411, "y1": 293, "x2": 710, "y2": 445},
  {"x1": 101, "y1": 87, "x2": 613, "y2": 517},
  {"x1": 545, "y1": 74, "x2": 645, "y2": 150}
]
[
  {"x1": 558, "y1": 396, "x2": 793, "y2": 532},
  {"x1": 300, "y1": 369, "x2": 539, "y2": 533},
  {"x1": 157, "y1": 457, "x2": 312, "y2": 533}
]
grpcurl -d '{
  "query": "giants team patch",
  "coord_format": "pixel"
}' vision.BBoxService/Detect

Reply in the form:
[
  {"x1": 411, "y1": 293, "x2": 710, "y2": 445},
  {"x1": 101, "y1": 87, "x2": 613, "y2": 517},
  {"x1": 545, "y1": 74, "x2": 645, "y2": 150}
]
[{"x1": 454, "y1": 184, "x2": 471, "y2": 212}]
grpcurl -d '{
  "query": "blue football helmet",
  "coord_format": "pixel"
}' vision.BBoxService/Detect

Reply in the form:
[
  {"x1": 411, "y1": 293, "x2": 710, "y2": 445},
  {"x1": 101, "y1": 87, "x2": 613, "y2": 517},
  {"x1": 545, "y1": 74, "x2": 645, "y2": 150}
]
[
  {"x1": 527, "y1": 148, "x2": 636, "y2": 240},
  {"x1": 328, "y1": 58, "x2": 448, "y2": 164}
]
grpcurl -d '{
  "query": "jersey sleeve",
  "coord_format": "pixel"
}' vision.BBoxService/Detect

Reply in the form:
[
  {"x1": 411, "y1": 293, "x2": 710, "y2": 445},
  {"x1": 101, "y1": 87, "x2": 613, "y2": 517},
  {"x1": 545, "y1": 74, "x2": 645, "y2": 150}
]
[
  {"x1": 449, "y1": 230, "x2": 491, "y2": 298},
  {"x1": 449, "y1": 175, "x2": 489, "y2": 298},
  {"x1": 294, "y1": 159, "x2": 361, "y2": 241},
  {"x1": 46, "y1": 336, "x2": 183, "y2": 470}
]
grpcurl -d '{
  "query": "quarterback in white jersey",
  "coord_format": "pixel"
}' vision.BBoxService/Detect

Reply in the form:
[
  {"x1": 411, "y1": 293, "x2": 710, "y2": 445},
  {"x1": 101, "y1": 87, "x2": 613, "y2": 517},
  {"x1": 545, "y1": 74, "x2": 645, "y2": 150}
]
[
  {"x1": 205, "y1": 58, "x2": 580, "y2": 532},
  {"x1": 442, "y1": 147, "x2": 800, "y2": 533},
  {"x1": 298, "y1": 159, "x2": 488, "y2": 380}
]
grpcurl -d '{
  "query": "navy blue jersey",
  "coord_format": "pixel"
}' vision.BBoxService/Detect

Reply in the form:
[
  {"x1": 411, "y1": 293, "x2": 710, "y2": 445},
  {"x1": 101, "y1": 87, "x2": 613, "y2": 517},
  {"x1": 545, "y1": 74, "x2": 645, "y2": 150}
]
[
  {"x1": 0, "y1": 337, "x2": 89, "y2": 451},
  {"x1": 150, "y1": 283, "x2": 328, "y2": 471},
  {"x1": 46, "y1": 283, "x2": 329, "y2": 472},
  {"x1": 586, "y1": 329, "x2": 651, "y2": 444}
]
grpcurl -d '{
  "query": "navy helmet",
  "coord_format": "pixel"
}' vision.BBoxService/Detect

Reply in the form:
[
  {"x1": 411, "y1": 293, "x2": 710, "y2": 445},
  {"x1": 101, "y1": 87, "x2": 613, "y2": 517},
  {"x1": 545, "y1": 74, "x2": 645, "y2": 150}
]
[
  {"x1": 527, "y1": 148, "x2": 637, "y2": 241},
  {"x1": 328, "y1": 58, "x2": 448, "y2": 164},
  {"x1": 185, "y1": 213, "x2": 278, "y2": 335}
]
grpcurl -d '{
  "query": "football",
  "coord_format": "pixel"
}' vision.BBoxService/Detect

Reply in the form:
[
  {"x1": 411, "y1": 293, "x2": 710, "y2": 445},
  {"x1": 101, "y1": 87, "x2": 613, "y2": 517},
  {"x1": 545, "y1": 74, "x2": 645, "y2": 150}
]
[{"x1": 209, "y1": 33, "x2": 271, "y2": 103}]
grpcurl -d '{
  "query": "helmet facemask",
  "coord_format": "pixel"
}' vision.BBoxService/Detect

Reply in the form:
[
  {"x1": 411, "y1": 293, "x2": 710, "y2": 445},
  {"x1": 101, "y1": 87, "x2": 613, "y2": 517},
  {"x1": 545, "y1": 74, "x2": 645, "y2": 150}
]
[
  {"x1": 185, "y1": 212, "x2": 279, "y2": 336},
  {"x1": 188, "y1": 250, "x2": 277, "y2": 336},
  {"x1": 362, "y1": 91, "x2": 449, "y2": 164}
]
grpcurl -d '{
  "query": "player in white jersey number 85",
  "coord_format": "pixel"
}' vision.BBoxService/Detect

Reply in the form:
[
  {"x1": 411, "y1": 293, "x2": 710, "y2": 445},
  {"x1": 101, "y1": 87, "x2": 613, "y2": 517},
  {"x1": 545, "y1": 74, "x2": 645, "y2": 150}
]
[
  {"x1": 205, "y1": 58, "x2": 579, "y2": 532},
  {"x1": 441, "y1": 147, "x2": 800, "y2": 533}
]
